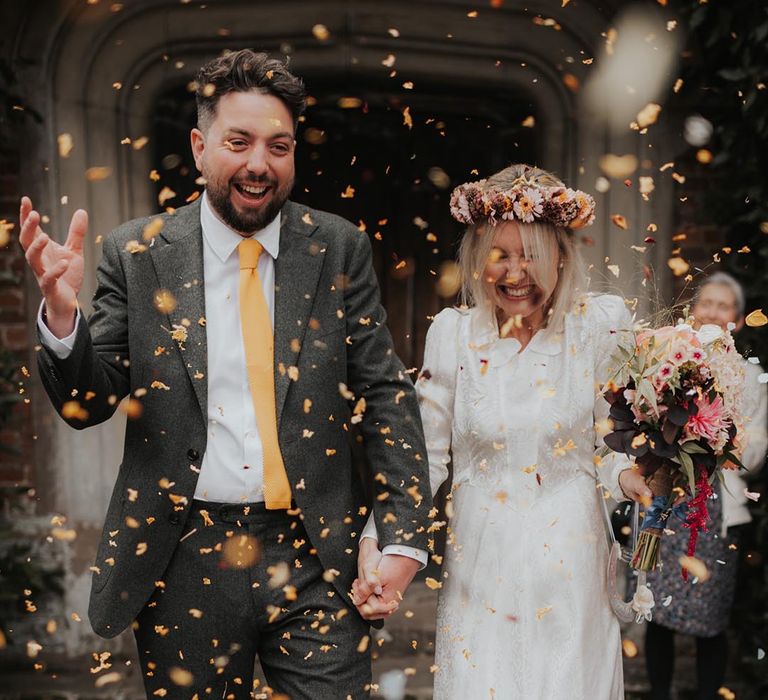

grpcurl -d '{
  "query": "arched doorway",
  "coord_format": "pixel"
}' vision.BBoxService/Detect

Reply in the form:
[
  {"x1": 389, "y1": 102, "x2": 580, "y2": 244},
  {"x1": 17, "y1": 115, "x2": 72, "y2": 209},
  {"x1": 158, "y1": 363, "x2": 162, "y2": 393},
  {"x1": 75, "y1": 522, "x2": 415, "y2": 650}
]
[{"x1": 152, "y1": 77, "x2": 539, "y2": 366}]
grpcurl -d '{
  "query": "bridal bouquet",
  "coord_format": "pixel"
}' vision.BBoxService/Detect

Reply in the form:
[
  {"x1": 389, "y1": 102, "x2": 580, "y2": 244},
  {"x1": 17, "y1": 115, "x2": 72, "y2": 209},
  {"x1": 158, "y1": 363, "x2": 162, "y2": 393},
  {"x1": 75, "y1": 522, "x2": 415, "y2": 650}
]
[{"x1": 602, "y1": 322, "x2": 745, "y2": 576}]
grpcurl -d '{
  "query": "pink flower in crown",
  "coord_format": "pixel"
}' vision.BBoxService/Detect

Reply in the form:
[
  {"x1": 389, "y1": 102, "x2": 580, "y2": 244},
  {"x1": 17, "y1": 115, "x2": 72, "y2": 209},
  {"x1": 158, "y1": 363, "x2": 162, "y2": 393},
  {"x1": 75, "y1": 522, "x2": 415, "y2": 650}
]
[
  {"x1": 453, "y1": 191, "x2": 471, "y2": 223},
  {"x1": 690, "y1": 347, "x2": 705, "y2": 364},
  {"x1": 512, "y1": 187, "x2": 544, "y2": 223},
  {"x1": 685, "y1": 394, "x2": 730, "y2": 448},
  {"x1": 450, "y1": 189, "x2": 471, "y2": 223}
]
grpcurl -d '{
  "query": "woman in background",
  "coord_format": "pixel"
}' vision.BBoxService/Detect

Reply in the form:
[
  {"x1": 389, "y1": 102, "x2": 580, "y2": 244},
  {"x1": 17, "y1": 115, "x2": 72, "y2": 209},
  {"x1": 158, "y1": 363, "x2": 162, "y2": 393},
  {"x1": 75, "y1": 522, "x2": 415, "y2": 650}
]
[{"x1": 645, "y1": 272, "x2": 768, "y2": 700}]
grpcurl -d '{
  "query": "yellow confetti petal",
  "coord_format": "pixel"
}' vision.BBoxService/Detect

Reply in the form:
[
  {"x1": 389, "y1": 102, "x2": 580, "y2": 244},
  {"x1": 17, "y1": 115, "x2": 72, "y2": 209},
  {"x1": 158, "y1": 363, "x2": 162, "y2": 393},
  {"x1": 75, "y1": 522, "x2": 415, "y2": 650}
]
[
  {"x1": 58, "y1": 133, "x2": 74, "y2": 158},
  {"x1": 610, "y1": 214, "x2": 628, "y2": 230},
  {"x1": 312, "y1": 24, "x2": 330, "y2": 41},
  {"x1": 667, "y1": 257, "x2": 690, "y2": 277},
  {"x1": 94, "y1": 671, "x2": 123, "y2": 688},
  {"x1": 599, "y1": 154, "x2": 638, "y2": 179},
  {"x1": 85, "y1": 166, "x2": 111, "y2": 182},
  {"x1": 636, "y1": 102, "x2": 662, "y2": 128},
  {"x1": 745, "y1": 309, "x2": 767, "y2": 327},
  {"x1": 622, "y1": 639, "x2": 638, "y2": 658},
  {"x1": 679, "y1": 555, "x2": 710, "y2": 581},
  {"x1": 169, "y1": 667, "x2": 194, "y2": 686}
]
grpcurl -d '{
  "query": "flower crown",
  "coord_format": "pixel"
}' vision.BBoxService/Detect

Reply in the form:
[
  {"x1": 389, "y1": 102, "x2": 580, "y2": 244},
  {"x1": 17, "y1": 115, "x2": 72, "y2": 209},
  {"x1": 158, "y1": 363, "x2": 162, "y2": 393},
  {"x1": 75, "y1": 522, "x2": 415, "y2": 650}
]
[{"x1": 449, "y1": 175, "x2": 596, "y2": 230}]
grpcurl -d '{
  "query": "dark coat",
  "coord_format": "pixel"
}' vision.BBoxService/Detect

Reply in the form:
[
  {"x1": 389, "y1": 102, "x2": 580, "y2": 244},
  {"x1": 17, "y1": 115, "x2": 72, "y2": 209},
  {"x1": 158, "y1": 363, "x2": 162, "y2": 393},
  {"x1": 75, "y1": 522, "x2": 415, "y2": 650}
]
[{"x1": 37, "y1": 198, "x2": 432, "y2": 638}]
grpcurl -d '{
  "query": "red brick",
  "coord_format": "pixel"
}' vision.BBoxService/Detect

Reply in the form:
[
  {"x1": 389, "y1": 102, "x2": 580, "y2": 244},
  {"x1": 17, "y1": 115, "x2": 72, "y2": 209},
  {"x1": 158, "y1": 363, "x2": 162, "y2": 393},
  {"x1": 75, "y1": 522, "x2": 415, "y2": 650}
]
[
  {"x1": 0, "y1": 287, "x2": 25, "y2": 318},
  {"x1": 0, "y1": 324, "x2": 28, "y2": 351}
]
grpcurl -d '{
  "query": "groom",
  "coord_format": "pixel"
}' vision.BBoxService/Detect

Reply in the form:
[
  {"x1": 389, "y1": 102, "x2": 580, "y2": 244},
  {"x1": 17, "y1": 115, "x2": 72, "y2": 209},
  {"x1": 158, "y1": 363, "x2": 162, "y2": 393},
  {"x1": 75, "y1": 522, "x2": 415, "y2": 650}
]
[{"x1": 21, "y1": 50, "x2": 431, "y2": 698}]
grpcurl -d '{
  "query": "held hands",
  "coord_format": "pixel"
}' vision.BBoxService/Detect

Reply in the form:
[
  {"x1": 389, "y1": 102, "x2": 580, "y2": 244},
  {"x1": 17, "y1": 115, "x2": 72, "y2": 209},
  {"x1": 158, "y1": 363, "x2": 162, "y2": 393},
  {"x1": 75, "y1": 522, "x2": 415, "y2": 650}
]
[
  {"x1": 19, "y1": 197, "x2": 87, "y2": 338},
  {"x1": 351, "y1": 538, "x2": 420, "y2": 621}
]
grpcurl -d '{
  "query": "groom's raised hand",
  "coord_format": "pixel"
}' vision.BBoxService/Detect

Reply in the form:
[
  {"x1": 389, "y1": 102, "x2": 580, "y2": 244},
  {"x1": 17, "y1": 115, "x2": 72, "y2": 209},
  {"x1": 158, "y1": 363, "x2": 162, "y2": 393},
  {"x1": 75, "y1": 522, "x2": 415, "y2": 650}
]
[{"x1": 19, "y1": 196, "x2": 87, "y2": 338}]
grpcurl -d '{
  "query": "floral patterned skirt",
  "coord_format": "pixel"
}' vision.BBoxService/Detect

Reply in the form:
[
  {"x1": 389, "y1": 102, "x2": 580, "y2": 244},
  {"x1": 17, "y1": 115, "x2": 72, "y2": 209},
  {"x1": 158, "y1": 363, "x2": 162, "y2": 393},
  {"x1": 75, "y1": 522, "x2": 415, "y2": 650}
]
[{"x1": 646, "y1": 486, "x2": 739, "y2": 637}]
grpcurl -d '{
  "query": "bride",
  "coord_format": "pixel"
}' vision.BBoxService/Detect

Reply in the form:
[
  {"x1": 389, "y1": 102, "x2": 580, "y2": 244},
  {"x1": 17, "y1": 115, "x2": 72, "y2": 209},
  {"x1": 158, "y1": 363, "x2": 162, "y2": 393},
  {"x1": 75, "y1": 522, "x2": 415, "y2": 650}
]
[{"x1": 354, "y1": 164, "x2": 652, "y2": 698}]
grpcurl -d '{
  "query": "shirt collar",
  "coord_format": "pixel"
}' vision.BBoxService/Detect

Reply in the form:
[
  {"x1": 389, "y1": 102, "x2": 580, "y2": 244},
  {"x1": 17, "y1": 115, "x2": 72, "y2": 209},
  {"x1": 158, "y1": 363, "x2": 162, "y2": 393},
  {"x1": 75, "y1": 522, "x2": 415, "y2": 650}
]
[{"x1": 200, "y1": 191, "x2": 281, "y2": 263}]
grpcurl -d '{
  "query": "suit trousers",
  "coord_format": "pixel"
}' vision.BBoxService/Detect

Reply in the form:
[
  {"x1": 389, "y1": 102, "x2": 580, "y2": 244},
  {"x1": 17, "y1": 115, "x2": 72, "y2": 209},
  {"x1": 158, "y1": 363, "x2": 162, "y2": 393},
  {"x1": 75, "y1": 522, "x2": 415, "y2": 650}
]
[{"x1": 133, "y1": 501, "x2": 371, "y2": 699}]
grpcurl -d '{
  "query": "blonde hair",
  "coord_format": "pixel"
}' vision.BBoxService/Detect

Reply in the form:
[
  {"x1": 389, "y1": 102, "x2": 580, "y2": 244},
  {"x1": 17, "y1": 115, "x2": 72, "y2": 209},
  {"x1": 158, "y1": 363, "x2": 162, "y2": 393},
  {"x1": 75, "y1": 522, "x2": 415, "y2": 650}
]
[{"x1": 457, "y1": 164, "x2": 588, "y2": 335}]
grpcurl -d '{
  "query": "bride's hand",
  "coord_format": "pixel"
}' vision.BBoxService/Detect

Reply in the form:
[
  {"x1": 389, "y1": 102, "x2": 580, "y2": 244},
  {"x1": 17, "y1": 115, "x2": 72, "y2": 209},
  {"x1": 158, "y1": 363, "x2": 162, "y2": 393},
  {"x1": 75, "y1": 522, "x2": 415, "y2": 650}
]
[
  {"x1": 618, "y1": 468, "x2": 653, "y2": 504},
  {"x1": 354, "y1": 537, "x2": 383, "y2": 603}
]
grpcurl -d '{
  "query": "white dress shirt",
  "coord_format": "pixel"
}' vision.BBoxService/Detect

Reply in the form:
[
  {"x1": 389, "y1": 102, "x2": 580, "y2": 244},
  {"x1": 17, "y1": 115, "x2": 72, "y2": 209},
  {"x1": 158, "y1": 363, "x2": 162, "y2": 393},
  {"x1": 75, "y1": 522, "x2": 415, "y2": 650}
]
[{"x1": 38, "y1": 193, "x2": 426, "y2": 564}]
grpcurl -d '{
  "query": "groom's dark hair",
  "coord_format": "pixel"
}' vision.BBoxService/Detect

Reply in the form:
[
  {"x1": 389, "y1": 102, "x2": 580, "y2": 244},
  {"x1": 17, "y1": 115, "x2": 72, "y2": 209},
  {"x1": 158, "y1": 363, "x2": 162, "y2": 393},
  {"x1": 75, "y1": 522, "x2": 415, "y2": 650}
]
[{"x1": 195, "y1": 49, "x2": 307, "y2": 132}]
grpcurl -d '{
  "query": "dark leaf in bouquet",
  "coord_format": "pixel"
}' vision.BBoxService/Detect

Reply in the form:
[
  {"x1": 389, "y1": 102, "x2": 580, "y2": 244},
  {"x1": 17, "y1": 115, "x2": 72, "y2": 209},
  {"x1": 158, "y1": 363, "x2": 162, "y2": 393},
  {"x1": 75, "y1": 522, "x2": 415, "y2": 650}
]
[
  {"x1": 662, "y1": 417, "x2": 681, "y2": 445},
  {"x1": 603, "y1": 388, "x2": 625, "y2": 406},
  {"x1": 717, "y1": 450, "x2": 744, "y2": 471},
  {"x1": 695, "y1": 451, "x2": 717, "y2": 472},
  {"x1": 648, "y1": 431, "x2": 678, "y2": 458},
  {"x1": 666, "y1": 403, "x2": 690, "y2": 426},
  {"x1": 609, "y1": 403, "x2": 635, "y2": 422},
  {"x1": 681, "y1": 440, "x2": 709, "y2": 455},
  {"x1": 611, "y1": 419, "x2": 638, "y2": 431},
  {"x1": 603, "y1": 431, "x2": 629, "y2": 454},
  {"x1": 635, "y1": 452, "x2": 665, "y2": 477},
  {"x1": 627, "y1": 437, "x2": 650, "y2": 458}
]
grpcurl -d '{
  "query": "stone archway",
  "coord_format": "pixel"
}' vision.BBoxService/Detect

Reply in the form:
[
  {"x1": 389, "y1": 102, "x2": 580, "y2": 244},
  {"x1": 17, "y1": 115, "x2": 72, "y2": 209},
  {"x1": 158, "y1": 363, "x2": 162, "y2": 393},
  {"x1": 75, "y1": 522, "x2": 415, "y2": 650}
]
[{"x1": 9, "y1": 0, "x2": 675, "y2": 653}]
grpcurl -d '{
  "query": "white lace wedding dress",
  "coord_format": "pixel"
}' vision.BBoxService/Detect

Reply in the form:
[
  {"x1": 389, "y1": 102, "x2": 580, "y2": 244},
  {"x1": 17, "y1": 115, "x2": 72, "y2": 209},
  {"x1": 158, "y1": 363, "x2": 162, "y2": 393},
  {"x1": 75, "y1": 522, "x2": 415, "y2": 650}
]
[{"x1": 421, "y1": 294, "x2": 631, "y2": 699}]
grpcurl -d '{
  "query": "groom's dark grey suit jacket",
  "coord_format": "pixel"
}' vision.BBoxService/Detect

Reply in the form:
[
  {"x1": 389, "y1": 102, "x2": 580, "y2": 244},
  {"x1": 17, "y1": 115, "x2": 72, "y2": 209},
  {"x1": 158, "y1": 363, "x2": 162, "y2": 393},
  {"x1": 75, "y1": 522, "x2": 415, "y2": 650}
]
[{"x1": 37, "y1": 198, "x2": 432, "y2": 638}]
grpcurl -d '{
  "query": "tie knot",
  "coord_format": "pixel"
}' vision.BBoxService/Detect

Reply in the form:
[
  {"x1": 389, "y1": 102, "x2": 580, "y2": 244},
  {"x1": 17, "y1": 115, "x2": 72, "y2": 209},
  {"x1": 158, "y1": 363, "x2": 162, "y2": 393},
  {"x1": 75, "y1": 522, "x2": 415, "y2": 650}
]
[{"x1": 239, "y1": 238, "x2": 264, "y2": 270}]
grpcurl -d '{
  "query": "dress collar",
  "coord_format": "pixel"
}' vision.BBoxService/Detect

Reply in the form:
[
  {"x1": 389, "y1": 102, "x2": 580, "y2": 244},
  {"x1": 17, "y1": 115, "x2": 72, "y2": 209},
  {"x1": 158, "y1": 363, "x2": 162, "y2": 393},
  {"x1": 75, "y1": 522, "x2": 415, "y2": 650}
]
[
  {"x1": 200, "y1": 191, "x2": 281, "y2": 263},
  {"x1": 470, "y1": 304, "x2": 563, "y2": 367}
]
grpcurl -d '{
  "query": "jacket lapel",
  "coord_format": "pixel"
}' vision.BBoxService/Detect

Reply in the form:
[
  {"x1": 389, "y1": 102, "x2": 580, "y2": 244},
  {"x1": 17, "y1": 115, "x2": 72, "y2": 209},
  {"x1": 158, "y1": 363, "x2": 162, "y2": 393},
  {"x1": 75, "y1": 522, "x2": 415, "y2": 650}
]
[
  {"x1": 274, "y1": 201, "x2": 327, "y2": 426},
  {"x1": 149, "y1": 199, "x2": 208, "y2": 421}
]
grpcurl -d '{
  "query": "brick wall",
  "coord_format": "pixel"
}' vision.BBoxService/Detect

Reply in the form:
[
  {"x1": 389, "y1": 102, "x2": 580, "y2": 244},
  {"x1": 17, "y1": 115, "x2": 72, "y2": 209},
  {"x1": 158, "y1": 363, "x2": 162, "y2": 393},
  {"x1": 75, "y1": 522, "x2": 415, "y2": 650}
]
[{"x1": 0, "y1": 146, "x2": 34, "y2": 487}]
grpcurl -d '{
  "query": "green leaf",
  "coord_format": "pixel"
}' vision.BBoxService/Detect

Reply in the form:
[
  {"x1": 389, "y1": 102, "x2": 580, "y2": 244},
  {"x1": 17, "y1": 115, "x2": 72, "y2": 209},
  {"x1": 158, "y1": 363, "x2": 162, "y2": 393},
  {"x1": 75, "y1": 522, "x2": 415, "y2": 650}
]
[
  {"x1": 681, "y1": 441, "x2": 708, "y2": 455},
  {"x1": 678, "y1": 449, "x2": 696, "y2": 494},
  {"x1": 637, "y1": 378, "x2": 658, "y2": 415}
]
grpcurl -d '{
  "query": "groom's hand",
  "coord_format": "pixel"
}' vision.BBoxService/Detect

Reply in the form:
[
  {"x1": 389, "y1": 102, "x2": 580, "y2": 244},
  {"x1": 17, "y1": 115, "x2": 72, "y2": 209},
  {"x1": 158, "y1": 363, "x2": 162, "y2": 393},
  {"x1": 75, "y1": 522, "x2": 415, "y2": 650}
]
[
  {"x1": 352, "y1": 537, "x2": 395, "y2": 620},
  {"x1": 352, "y1": 551, "x2": 420, "y2": 621}
]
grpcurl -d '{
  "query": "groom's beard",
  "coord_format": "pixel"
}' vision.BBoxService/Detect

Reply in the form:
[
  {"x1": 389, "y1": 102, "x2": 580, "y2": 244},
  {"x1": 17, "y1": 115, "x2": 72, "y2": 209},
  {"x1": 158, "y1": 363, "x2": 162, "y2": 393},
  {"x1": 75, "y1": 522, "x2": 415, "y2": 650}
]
[{"x1": 205, "y1": 172, "x2": 293, "y2": 234}]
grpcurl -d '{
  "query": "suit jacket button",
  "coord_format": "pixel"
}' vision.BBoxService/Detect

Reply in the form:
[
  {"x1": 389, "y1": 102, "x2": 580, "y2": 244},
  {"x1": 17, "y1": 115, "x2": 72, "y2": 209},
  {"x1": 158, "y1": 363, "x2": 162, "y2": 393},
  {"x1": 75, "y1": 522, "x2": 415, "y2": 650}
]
[
  {"x1": 187, "y1": 448, "x2": 199, "y2": 461},
  {"x1": 168, "y1": 513, "x2": 180, "y2": 524}
]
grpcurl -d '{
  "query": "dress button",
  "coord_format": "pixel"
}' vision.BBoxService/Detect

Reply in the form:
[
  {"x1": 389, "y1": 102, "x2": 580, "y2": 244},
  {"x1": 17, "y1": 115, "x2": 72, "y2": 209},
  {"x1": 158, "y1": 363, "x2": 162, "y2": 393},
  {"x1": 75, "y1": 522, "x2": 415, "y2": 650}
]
[
  {"x1": 168, "y1": 513, "x2": 180, "y2": 524},
  {"x1": 187, "y1": 448, "x2": 199, "y2": 461}
]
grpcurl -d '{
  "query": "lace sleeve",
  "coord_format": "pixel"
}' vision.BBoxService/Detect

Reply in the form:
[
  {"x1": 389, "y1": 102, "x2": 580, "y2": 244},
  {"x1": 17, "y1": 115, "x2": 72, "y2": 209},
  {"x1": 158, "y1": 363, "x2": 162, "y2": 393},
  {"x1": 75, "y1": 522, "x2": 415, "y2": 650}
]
[
  {"x1": 589, "y1": 295, "x2": 635, "y2": 500},
  {"x1": 417, "y1": 308, "x2": 461, "y2": 497}
]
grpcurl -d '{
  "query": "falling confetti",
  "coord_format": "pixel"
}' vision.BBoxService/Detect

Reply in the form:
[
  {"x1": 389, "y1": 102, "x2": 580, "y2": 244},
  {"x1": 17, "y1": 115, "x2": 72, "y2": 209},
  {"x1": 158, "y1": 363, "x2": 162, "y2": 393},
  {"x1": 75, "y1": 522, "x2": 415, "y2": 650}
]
[
  {"x1": 622, "y1": 639, "x2": 638, "y2": 657},
  {"x1": 610, "y1": 215, "x2": 628, "y2": 230},
  {"x1": 599, "y1": 154, "x2": 638, "y2": 179},
  {"x1": 58, "y1": 133, "x2": 74, "y2": 158},
  {"x1": 85, "y1": 167, "x2": 112, "y2": 182},
  {"x1": 667, "y1": 257, "x2": 690, "y2": 277},
  {"x1": 745, "y1": 309, "x2": 767, "y2": 327},
  {"x1": 636, "y1": 102, "x2": 662, "y2": 128},
  {"x1": 312, "y1": 24, "x2": 330, "y2": 41},
  {"x1": 679, "y1": 555, "x2": 710, "y2": 581}
]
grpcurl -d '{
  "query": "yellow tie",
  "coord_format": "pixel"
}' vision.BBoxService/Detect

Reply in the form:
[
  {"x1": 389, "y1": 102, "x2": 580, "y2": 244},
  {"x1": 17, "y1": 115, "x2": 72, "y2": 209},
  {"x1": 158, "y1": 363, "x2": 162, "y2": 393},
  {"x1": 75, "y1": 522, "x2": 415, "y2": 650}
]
[{"x1": 238, "y1": 238, "x2": 292, "y2": 509}]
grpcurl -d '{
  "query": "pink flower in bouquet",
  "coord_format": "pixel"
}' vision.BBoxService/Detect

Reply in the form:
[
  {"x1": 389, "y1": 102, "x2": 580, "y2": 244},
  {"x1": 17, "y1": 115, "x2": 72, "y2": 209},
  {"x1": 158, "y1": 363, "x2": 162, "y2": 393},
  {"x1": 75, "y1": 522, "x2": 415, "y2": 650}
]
[
  {"x1": 637, "y1": 325, "x2": 676, "y2": 348},
  {"x1": 669, "y1": 338, "x2": 692, "y2": 366},
  {"x1": 685, "y1": 394, "x2": 730, "y2": 448},
  {"x1": 690, "y1": 347, "x2": 705, "y2": 364},
  {"x1": 654, "y1": 362, "x2": 676, "y2": 389}
]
